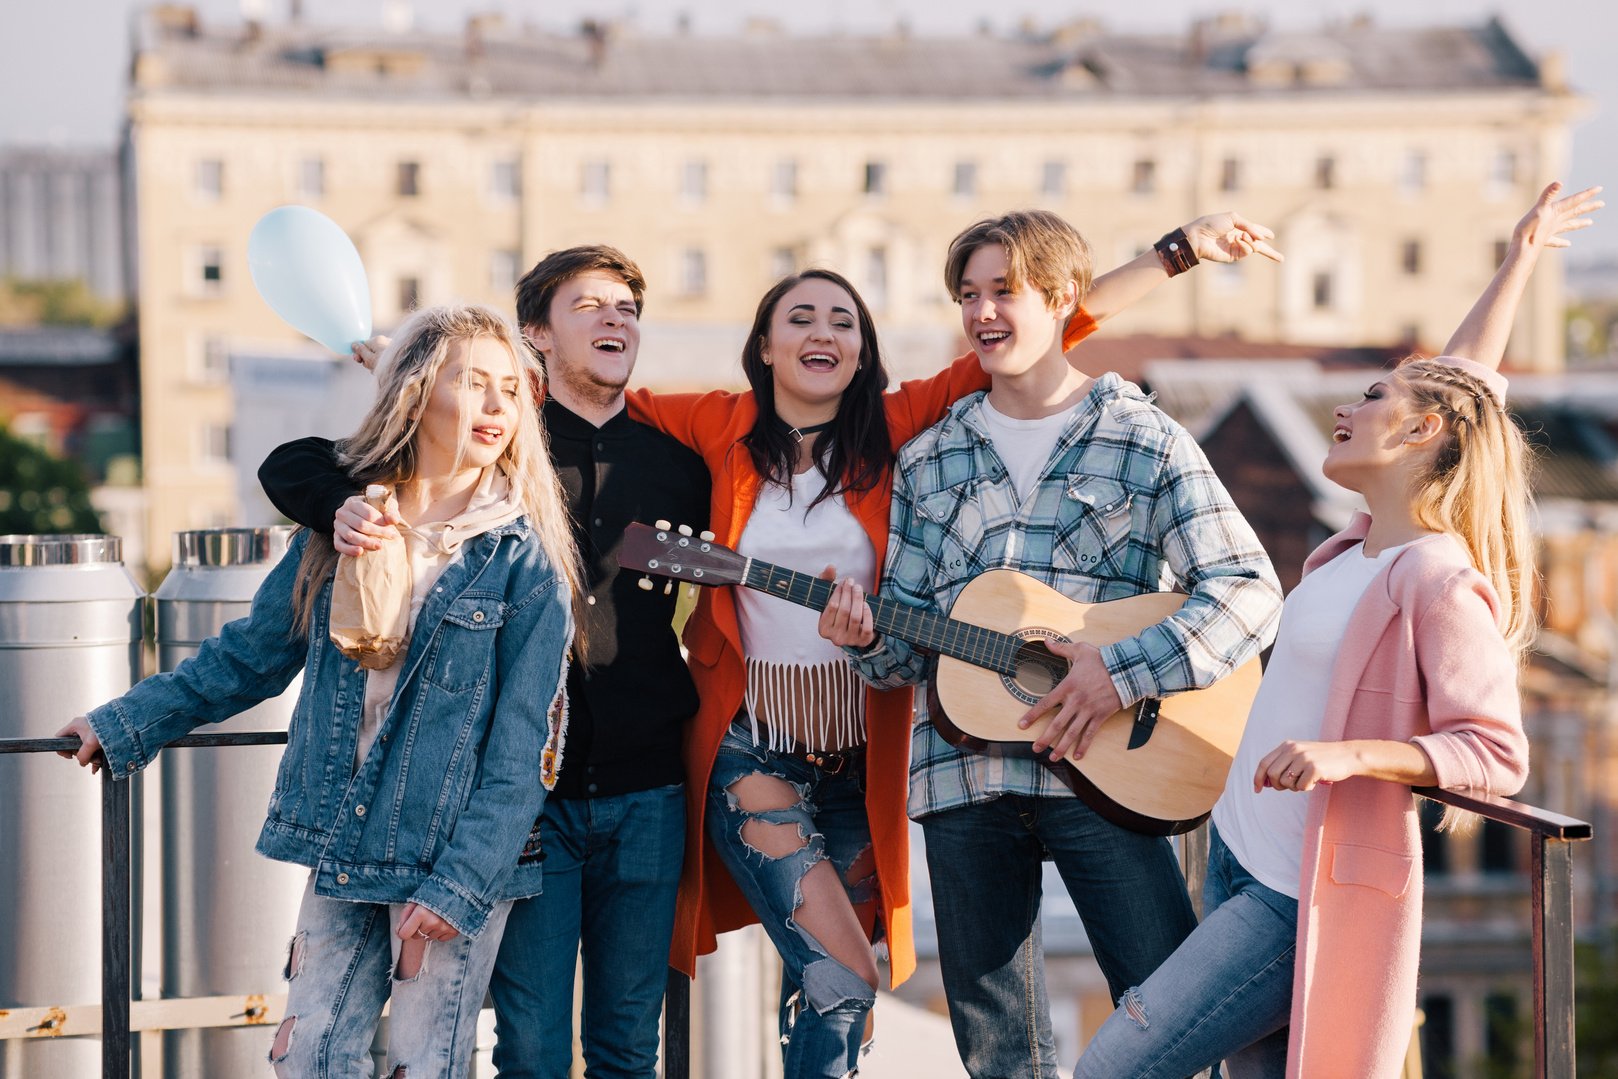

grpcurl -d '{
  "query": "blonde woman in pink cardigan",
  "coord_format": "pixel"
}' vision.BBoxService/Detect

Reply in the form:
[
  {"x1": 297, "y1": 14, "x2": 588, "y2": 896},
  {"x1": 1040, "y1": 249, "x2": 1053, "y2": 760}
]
[{"x1": 1075, "y1": 180, "x2": 1603, "y2": 1079}]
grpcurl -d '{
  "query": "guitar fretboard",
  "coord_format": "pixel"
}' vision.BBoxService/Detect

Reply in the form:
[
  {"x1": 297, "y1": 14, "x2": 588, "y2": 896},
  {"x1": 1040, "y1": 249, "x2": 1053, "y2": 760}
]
[{"x1": 744, "y1": 560, "x2": 1024, "y2": 675}]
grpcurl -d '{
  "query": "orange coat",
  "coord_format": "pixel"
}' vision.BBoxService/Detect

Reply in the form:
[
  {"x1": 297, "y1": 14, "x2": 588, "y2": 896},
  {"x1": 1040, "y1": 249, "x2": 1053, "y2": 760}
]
[{"x1": 627, "y1": 313, "x2": 1096, "y2": 985}]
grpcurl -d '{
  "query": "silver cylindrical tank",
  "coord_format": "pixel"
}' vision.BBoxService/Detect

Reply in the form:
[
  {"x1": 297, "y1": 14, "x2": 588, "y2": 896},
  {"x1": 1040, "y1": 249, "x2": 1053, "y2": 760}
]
[
  {"x1": 154, "y1": 527, "x2": 304, "y2": 1078},
  {"x1": 0, "y1": 535, "x2": 143, "y2": 1079}
]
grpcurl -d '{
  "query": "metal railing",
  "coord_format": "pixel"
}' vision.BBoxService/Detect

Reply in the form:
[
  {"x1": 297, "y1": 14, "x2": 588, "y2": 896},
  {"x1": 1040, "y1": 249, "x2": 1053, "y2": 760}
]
[
  {"x1": 0, "y1": 731, "x2": 693, "y2": 1079},
  {"x1": 0, "y1": 734, "x2": 1590, "y2": 1078}
]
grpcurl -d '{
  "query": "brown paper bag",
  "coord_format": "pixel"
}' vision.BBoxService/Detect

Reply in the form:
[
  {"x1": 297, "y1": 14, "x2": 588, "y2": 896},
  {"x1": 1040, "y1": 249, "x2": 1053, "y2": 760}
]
[{"x1": 329, "y1": 485, "x2": 412, "y2": 670}]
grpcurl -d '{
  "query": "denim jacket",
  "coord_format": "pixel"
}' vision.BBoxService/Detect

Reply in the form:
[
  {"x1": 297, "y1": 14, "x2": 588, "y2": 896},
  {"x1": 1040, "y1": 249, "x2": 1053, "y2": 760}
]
[{"x1": 88, "y1": 521, "x2": 573, "y2": 937}]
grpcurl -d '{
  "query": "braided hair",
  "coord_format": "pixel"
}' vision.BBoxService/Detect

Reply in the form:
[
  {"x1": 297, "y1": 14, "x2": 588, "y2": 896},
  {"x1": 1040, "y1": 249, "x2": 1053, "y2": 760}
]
[{"x1": 1396, "y1": 358, "x2": 1536, "y2": 657}]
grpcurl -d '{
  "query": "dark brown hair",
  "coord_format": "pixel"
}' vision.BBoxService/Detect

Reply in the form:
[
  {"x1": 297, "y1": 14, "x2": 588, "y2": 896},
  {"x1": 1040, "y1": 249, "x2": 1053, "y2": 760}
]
[
  {"x1": 515, "y1": 244, "x2": 647, "y2": 333},
  {"x1": 741, "y1": 269, "x2": 891, "y2": 508}
]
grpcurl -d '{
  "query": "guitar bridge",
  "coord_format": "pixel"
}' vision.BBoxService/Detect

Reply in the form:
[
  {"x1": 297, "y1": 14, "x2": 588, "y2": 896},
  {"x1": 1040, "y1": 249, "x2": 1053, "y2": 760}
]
[{"x1": 1126, "y1": 698, "x2": 1160, "y2": 751}]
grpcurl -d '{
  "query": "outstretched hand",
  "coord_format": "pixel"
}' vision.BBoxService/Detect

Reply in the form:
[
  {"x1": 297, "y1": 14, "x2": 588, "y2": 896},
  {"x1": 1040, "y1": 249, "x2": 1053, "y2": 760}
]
[
  {"x1": 1513, "y1": 181, "x2": 1603, "y2": 253},
  {"x1": 350, "y1": 334, "x2": 391, "y2": 371},
  {"x1": 1183, "y1": 212, "x2": 1284, "y2": 264}
]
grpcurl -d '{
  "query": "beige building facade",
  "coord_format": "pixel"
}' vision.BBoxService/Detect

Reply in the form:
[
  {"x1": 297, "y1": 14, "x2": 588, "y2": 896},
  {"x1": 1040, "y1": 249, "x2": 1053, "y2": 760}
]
[{"x1": 125, "y1": 10, "x2": 1586, "y2": 568}]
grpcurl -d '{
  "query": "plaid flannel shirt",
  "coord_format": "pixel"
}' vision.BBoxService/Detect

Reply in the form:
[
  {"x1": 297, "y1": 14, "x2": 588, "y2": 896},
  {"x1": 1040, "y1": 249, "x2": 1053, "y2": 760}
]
[{"x1": 849, "y1": 375, "x2": 1282, "y2": 820}]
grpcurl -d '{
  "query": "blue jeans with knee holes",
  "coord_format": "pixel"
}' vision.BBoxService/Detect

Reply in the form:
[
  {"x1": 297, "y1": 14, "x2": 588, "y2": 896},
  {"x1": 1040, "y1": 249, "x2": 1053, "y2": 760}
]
[{"x1": 707, "y1": 719, "x2": 879, "y2": 1079}]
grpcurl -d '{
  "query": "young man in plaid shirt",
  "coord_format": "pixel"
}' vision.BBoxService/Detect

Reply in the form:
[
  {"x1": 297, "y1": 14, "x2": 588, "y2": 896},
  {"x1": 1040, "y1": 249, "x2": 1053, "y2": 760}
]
[{"x1": 821, "y1": 209, "x2": 1285, "y2": 1078}]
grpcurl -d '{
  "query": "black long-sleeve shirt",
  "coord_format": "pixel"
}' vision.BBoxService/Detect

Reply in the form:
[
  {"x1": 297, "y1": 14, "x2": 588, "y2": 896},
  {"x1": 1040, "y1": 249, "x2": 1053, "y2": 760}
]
[{"x1": 256, "y1": 397, "x2": 710, "y2": 798}]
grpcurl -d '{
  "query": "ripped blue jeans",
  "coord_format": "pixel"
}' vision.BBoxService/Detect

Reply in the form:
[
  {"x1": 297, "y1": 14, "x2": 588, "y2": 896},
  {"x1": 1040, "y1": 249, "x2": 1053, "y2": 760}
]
[
  {"x1": 269, "y1": 874, "x2": 512, "y2": 1078},
  {"x1": 707, "y1": 718, "x2": 880, "y2": 1079}
]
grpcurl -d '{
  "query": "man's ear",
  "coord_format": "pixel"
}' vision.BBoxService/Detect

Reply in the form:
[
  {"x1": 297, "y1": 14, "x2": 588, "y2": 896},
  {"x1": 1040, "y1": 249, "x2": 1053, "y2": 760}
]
[
  {"x1": 1405, "y1": 412, "x2": 1445, "y2": 447},
  {"x1": 522, "y1": 323, "x2": 552, "y2": 358},
  {"x1": 1051, "y1": 279, "x2": 1080, "y2": 321}
]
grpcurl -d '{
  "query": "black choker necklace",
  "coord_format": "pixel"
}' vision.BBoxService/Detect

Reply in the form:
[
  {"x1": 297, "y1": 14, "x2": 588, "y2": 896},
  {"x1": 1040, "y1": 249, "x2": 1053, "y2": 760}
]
[{"x1": 786, "y1": 419, "x2": 834, "y2": 443}]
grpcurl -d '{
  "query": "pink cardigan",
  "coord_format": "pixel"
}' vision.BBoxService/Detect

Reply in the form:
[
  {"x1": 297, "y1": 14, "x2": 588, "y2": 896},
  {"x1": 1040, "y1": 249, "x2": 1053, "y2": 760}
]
[{"x1": 1286, "y1": 513, "x2": 1529, "y2": 1078}]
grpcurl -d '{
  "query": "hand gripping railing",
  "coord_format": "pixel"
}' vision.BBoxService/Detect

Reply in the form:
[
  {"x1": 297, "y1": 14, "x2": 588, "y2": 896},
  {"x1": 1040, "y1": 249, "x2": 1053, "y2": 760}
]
[{"x1": 0, "y1": 733, "x2": 694, "y2": 1079}]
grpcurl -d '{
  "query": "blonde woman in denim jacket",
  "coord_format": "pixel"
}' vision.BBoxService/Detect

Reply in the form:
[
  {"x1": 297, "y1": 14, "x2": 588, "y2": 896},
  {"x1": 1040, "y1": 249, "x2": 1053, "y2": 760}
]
[{"x1": 58, "y1": 305, "x2": 584, "y2": 1078}]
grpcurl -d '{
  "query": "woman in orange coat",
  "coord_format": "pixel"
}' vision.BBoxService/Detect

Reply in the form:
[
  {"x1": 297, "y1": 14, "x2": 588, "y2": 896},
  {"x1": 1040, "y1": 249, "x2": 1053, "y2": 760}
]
[{"x1": 628, "y1": 213, "x2": 1279, "y2": 1078}]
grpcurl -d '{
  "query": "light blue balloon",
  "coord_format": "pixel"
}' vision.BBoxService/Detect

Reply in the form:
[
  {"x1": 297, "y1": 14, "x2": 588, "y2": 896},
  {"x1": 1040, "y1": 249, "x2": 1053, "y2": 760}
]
[{"x1": 248, "y1": 206, "x2": 373, "y2": 354}]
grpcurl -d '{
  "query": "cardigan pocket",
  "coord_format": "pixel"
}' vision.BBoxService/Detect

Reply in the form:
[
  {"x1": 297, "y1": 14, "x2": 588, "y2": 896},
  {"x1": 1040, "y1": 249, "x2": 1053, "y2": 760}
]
[{"x1": 1328, "y1": 842, "x2": 1416, "y2": 898}]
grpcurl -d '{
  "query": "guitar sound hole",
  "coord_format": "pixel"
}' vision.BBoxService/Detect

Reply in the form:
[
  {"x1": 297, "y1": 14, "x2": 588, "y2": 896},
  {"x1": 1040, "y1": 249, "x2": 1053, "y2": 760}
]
[{"x1": 1009, "y1": 639, "x2": 1068, "y2": 700}]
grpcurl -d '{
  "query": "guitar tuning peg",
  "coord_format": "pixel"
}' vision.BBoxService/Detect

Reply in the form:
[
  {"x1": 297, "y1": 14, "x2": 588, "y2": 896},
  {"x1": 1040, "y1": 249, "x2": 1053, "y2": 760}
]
[
  {"x1": 699, "y1": 530, "x2": 715, "y2": 542},
  {"x1": 663, "y1": 580, "x2": 674, "y2": 596},
  {"x1": 654, "y1": 519, "x2": 672, "y2": 531},
  {"x1": 637, "y1": 576, "x2": 654, "y2": 591},
  {"x1": 678, "y1": 524, "x2": 694, "y2": 537}
]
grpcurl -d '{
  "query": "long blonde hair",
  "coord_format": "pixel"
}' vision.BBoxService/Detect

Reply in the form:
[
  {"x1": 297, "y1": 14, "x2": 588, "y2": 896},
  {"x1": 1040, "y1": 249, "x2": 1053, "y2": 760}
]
[
  {"x1": 1397, "y1": 358, "x2": 1537, "y2": 657},
  {"x1": 292, "y1": 304, "x2": 586, "y2": 643}
]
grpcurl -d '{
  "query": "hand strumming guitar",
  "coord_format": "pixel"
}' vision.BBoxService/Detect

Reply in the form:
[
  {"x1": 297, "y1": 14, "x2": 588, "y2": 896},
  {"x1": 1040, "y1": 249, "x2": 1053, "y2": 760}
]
[{"x1": 1020, "y1": 640, "x2": 1125, "y2": 762}]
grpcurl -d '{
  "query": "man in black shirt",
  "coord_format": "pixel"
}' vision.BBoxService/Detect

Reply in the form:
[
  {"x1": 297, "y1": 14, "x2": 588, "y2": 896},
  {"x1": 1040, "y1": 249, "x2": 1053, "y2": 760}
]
[{"x1": 257, "y1": 246, "x2": 708, "y2": 1079}]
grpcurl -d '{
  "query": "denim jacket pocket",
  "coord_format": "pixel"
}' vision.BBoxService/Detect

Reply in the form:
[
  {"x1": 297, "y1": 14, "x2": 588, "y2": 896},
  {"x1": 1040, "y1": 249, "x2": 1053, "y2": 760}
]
[
  {"x1": 1054, "y1": 477, "x2": 1133, "y2": 578},
  {"x1": 424, "y1": 593, "x2": 507, "y2": 693},
  {"x1": 1328, "y1": 841, "x2": 1416, "y2": 898}
]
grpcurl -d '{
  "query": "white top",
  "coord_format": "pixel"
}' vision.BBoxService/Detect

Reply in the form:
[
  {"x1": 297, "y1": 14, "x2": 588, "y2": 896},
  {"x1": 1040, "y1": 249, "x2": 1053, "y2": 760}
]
[
  {"x1": 735, "y1": 465, "x2": 875, "y2": 751},
  {"x1": 1212, "y1": 541, "x2": 1409, "y2": 899},
  {"x1": 977, "y1": 395, "x2": 1076, "y2": 502}
]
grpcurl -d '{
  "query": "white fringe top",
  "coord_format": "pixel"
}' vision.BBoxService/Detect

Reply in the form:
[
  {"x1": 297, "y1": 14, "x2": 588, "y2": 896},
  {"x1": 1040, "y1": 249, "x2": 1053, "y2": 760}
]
[{"x1": 735, "y1": 465, "x2": 876, "y2": 753}]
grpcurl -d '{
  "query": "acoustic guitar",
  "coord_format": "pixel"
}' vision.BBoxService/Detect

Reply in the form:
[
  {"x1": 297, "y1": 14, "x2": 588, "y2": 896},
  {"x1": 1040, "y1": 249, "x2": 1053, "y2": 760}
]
[{"x1": 618, "y1": 522, "x2": 1260, "y2": 836}]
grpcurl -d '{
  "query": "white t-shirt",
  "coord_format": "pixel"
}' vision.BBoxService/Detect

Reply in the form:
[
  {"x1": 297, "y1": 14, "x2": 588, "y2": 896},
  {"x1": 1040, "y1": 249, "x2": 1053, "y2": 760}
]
[
  {"x1": 977, "y1": 395, "x2": 1077, "y2": 503},
  {"x1": 735, "y1": 465, "x2": 876, "y2": 751},
  {"x1": 1212, "y1": 540, "x2": 1410, "y2": 899}
]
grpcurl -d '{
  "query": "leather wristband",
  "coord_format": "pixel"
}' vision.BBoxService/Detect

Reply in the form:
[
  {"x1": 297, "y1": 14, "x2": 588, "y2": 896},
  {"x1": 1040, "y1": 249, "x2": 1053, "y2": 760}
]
[{"x1": 1154, "y1": 228, "x2": 1199, "y2": 277}]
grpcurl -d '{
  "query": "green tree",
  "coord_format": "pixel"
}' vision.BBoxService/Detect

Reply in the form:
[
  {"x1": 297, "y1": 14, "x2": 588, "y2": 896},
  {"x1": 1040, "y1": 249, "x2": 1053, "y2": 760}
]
[
  {"x1": 0, "y1": 276, "x2": 124, "y2": 328},
  {"x1": 1579, "y1": 932, "x2": 1618, "y2": 1077},
  {"x1": 0, "y1": 423, "x2": 103, "y2": 533}
]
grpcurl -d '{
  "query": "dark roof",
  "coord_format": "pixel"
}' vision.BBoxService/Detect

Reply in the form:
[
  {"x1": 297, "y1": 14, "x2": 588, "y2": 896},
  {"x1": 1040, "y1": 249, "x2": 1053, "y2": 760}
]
[{"x1": 134, "y1": 15, "x2": 1552, "y2": 104}]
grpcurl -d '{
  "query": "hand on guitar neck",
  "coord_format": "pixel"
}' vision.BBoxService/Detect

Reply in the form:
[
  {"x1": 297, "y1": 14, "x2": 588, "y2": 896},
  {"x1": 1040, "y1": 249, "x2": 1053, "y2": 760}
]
[{"x1": 819, "y1": 571, "x2": 875, "y2": 650}]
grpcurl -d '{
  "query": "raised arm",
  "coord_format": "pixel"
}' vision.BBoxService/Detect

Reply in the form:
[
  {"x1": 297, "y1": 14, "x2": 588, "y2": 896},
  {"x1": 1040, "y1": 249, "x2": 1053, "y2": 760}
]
[
  {"x1": 1077, "y1": 211, "x2": 1283, "y2": 329},
  {"x1": 1441, "y1": 181, "x2": 1603, "y2": 369}
]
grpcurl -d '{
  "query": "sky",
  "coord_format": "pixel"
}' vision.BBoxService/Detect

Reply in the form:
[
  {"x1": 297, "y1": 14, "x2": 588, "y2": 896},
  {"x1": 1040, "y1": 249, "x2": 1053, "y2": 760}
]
[{"x1": 5, "y1": 0, "x2": 1615, "y2": 257}]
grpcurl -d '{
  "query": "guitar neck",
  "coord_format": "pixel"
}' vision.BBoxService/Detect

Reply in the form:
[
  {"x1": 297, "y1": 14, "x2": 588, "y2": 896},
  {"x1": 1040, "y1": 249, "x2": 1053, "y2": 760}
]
[{"x1": 742, "y1": 560, "x2": 1021, "y2": 676}]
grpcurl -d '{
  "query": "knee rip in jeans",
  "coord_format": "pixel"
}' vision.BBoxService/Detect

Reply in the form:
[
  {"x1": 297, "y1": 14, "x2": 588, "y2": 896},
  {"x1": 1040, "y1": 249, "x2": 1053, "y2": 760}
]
[
  {"x1": 387, "y1": 1067, "x2": 407, "y2": 1079},
  {"x1": 394, "y1": 937, "x2": 429, "y2": 983},
  {"x1": 1121, "y1": 986, "x2": 1149, "y2": 1030}
]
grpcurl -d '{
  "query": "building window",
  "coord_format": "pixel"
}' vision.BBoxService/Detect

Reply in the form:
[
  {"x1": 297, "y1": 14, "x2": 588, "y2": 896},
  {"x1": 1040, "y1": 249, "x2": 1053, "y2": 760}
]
[
  {"x1": 1485, "y1": 993, "x2": 1522, "y2": 1073},
  {"x1": 1422, "y1": 994, "x2": 1456, "y2": 1079},
  {"x1": 1131, "y1": 158, "x2": 1156, "y2": 195},
  {"x1": 397, "y1": 161, "x2": 420, "y2": 197},
  {"x1": 865, "y1": 246, "x2": 889, "y2": 311},
  {"x1": 297, "y1": 157, "x2": 325, "y2": 200},
  {"x1": 490, "y1": 159, "x2": 521, "y2": 201},
  {"x1": 680, "y1": 249, "x2": 707, "y2": 296},
  {"x1": 1314, "y1": 155, "x2": 1336, "y2": 190},
  {"x1": 1311, "y1": 271, "x2": 1334, "y2": 310},
  {"x1": 953, "y1": 161, "x2": 977, "y2": 200},
  {"x1": 1493, "y1": 238, "x2": 1511, "y2": 268},
  {"x1": 770, "y1": 246, "x2": 796, "y2": 280},
  {"x1": 195, "y1": 159, "x2": 223, "y2": 202},
  {"x1": 199, "y1": 423, "x2": 232, "y2": 466},
  {"x1": 196, "y1": 335, "x2": 230, "y2": 382},
  {"x1": 1219, "y1": 156, "x2": 1241, "y2": 193},
  {"x1": 581, "y1": 160, "x2": 611, "y2": 204},
  {"x1": 863, "y1": 160, "x2": 887, "y2": 197},
  {"x1": 398, "y1": 275, "x2": 420, "y2": 314},
  {"x1": 1481, "y1": 819, "x2": 1519, "y2": 875},
  {"x1": 192, "y1": 245, "x2": 225, "y2": 296},
  {"x1": 772, "y1": 158, "x2": 798, "y2": 203},
  {"x1": 1040, "y1": 160, "x2": 1065, "y2": 199},
  {"x1": 681, "y1": 159, "x2": 708, "y2": 204},
  {"x1": 1400, "y1": 151, "x2": 1427, "y2": 196},
  {"x1": 1490, "y1": 149, "x2": 1518, "y2": 189},
  {"x1": 490, "y1": 249, "x2": 520, "y2": 294},
  {"x1": 1401, "y1": 239, "x2": 1422, "y2": 276},
  {"x1": 1419, "y1": 800, "x2": 1450, "y2": 875}
]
